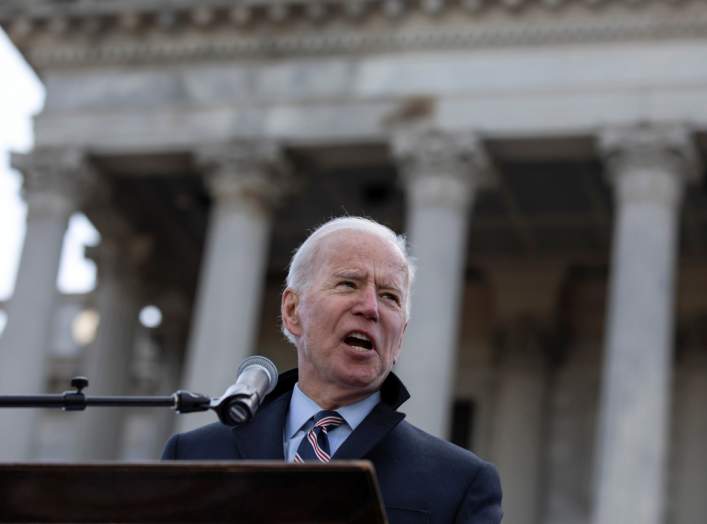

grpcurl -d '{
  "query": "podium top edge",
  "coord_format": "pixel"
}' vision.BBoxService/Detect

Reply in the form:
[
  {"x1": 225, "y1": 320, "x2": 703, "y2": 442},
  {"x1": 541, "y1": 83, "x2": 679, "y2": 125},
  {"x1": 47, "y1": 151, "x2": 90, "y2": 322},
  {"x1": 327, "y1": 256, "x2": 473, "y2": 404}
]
[{"x1": 0, "y1": 460, "x2": 376, "y2": 472}]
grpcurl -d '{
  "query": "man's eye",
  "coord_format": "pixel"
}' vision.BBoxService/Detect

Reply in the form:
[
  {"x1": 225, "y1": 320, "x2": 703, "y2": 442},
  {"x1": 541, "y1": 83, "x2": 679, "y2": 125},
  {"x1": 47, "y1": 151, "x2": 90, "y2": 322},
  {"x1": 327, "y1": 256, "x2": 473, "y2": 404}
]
[
  {"x1": 339, "y1": 280, "x2": 356, "y2": 288},
  {"x1": 382, "y1": 292, "x2": 401, "y2": 305}
]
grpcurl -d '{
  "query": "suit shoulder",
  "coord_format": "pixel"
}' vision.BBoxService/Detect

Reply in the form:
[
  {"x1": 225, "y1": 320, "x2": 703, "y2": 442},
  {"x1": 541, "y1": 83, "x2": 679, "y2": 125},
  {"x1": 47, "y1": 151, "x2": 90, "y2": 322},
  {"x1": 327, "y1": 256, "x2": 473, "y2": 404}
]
[
  {"x1": 162, "y1": 422, "x2": 236, "y2": 460},
  {"x1": 372, "y1": 420, "x2": 502, "y2": 522},
  {"x1": 391, "y1": 421, "x2": 498, "y2": 477},
  {"x1": 397, "y1": 421, "x2": 485, "y2": 460},
  {"x1": 397, "y1": 422, "x2": 502, "y2": 514}
]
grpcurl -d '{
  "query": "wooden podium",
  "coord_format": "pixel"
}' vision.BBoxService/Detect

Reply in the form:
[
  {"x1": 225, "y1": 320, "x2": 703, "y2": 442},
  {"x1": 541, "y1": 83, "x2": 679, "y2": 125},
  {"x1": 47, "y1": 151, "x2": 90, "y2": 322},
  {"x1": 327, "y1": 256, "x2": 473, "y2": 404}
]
[{"x1": 0, "y1": 461, "x2": 387, "y2": 524}]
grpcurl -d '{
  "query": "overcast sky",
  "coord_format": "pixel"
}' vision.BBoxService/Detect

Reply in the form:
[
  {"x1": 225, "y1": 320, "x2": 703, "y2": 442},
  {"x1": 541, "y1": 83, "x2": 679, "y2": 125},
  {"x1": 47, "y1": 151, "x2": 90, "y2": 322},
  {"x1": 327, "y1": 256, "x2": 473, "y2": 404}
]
[{"x1": 0, "y1": 28, "x2": 98, "y2": 311}]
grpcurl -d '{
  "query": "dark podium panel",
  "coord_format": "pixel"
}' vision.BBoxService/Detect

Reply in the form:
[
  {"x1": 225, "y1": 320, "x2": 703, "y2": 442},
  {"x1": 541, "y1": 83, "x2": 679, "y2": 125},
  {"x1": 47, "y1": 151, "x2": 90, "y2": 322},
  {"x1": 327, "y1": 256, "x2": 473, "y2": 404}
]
[{"x1": 0, "y1": 461, "x2": 387, "y2": 524}]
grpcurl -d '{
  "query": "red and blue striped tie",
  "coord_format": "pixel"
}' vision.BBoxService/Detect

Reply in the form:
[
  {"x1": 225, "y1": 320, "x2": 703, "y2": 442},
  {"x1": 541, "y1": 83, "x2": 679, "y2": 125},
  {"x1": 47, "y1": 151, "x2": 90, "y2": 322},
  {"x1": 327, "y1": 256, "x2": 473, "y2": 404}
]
[{"x1": 293, "y1": 410, "x2": 345, "y2": 463}]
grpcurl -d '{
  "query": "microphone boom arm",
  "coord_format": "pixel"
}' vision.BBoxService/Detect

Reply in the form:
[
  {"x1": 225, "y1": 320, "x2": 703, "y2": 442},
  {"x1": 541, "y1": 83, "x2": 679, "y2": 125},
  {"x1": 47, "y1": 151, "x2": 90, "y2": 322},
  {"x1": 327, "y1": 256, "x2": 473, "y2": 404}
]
[
  {"x1": 0, "y1": 377, "x2": 212, "y2": 415},
  {"x1": 0, "y1": 355, "x2": 279, "y2": 426}
]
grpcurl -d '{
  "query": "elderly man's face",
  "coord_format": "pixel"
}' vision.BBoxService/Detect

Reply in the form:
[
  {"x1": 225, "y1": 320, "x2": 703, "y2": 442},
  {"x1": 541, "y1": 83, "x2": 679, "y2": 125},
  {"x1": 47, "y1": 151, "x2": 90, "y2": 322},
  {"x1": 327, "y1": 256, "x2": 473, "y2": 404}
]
[{"x1": 282, "y1": 230, "x2": 408, "y2": 406}]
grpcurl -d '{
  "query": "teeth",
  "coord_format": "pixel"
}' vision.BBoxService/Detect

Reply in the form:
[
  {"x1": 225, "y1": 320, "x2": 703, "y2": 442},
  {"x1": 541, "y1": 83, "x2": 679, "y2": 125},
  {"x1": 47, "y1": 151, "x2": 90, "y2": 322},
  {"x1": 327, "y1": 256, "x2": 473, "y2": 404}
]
[{"x1": 344, "y1": 332, "x2": 373, "y2": 350}]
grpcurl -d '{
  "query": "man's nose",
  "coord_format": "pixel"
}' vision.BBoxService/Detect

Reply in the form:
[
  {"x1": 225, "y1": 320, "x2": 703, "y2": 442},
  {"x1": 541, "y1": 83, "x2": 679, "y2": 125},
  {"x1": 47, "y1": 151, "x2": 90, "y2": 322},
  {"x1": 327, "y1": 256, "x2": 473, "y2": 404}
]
[{"x1": 353, "y1": 286, "x2": 380, "y2": 321}]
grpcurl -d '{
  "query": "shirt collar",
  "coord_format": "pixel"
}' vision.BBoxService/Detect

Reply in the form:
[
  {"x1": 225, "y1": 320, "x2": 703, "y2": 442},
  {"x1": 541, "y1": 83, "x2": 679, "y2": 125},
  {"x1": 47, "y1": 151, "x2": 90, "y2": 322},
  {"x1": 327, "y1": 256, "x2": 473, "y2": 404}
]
[{"x1": 286, "y1": 383, "x2": 381, "y2": 439}]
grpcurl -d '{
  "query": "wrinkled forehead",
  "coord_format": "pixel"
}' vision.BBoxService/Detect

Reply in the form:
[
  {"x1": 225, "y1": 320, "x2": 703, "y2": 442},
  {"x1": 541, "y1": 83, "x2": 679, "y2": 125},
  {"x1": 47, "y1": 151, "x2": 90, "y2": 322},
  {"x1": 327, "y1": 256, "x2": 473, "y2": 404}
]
[{"x1": 312, "y1": 229, "x2": 409, "y2": 284}]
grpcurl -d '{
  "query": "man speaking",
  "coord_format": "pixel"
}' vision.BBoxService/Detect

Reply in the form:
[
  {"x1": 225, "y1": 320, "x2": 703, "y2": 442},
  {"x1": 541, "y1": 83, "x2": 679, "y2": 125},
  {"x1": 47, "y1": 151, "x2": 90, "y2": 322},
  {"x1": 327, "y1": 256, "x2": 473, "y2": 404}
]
[{"x1": 162, "y1": 217, "x2": 502, "y2": 523}]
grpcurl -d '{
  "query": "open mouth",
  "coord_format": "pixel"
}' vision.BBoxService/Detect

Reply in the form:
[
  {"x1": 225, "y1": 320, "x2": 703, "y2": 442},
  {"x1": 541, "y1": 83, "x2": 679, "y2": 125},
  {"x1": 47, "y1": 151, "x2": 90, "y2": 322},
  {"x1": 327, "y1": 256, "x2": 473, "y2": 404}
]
[{"x1": 344, "y1": 332, "x2": 374, "y2": 351}]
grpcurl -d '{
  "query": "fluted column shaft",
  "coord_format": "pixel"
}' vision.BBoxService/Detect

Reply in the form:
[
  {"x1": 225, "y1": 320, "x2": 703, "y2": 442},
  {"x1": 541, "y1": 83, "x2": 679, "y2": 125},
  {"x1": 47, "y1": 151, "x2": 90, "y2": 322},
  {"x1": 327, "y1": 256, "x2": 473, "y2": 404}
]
[
  {"x1": 0, "y1": 149, "x2": 88, "y2": 460},
  {"x1": 593, "y1": 125, "x2": 700, "y2": 524},
  {"x1": 75, "y1": 232, "x2": 149, "y2": 460},
  {"x1": 178, "y1": 142, "x2": 289, "y2": 432},
  {"x1": 393, "y1": 128, "x2": 493, "y2": 438},
  {"x1": 490, "y1": 269, "x2": 561, "y2": 524},
  {"x1": 493, "y1": 319, "x2": 549, "y2": 524}
]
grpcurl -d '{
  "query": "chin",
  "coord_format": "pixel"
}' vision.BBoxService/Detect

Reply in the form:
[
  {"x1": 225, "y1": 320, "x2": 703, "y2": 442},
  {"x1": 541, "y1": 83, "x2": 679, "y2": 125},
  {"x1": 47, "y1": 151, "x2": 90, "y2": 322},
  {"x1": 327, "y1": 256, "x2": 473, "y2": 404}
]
[{"x1": 339, "y1": 371, "x2": 384, "y2": 391}]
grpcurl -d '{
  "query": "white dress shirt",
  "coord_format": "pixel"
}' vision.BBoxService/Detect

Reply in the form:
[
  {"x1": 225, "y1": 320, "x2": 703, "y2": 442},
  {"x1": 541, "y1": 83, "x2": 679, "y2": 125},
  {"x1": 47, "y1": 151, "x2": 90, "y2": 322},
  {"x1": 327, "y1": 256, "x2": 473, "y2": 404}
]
[{"x1": 284, "y1": 383, "x2": 381, "y2": 462}]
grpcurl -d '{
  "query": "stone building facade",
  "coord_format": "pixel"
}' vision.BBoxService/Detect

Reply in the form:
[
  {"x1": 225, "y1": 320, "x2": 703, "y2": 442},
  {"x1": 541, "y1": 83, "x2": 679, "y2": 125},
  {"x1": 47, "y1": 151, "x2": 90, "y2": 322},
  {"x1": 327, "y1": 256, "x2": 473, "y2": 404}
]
[{"x1": 1, "y1": 1, "x2": 707, "y2": 523}]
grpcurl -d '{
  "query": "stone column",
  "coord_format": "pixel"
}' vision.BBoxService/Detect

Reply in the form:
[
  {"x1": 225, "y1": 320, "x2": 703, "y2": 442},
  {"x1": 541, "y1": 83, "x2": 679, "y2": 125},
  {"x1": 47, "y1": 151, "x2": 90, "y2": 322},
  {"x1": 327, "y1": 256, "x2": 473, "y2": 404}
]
[
  {"x1": 592, "y1": 125, "x2": 700, "y2": 524},
  {"x1": 392, "y1": 127, "x2": 494, "y2": 438},
  {"x1": 177, "y1": 141, "x2": 289, "y2": 432},
  {"x1": 670, "y1": 318, "x2": 707, "y2": 524},
  {"x1": 489, "y1": 269, "x2": 562, "y2": 524},
  {"x1": 75, "y1": 227, "x2": 150, "y2": 461},
  {"x1": 493, "y1": 318, "x2": 550, "y2": 524},
  {"x1": 149, "y1": 291, "x2": 190, "y2": 457},
  {"x1": 545, "y1": 344, "x2": 601, "y2": 524},
  {"x1": 0, "y1": 148, "x2": 90, "y2": 461}
]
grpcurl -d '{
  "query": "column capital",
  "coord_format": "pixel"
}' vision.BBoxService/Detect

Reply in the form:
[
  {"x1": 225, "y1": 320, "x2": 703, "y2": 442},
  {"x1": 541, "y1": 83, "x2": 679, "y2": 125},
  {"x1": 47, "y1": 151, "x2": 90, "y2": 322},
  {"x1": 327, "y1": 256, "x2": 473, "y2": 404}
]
[
  {"x1": 86, "y1": 222, "x2": 152, "y2": 291},
  {"x1": 12, "y1": 147, "x2": 96, "y2": 218},
  {"x1": 495, "y1": 316, "x2": 552, "y2": 369},
  {"x1": 392, "y1": 126, "x2": 496, "y2": 209},
  {"x1": 490, "y1": 266, "x2": 566, "y2": 324},
  {"x1": 196, "y1": 140, "x2": 292, "y2": 213},
  {"x1": 599, "y1": 124, "x2": 702, "y2": 207}
]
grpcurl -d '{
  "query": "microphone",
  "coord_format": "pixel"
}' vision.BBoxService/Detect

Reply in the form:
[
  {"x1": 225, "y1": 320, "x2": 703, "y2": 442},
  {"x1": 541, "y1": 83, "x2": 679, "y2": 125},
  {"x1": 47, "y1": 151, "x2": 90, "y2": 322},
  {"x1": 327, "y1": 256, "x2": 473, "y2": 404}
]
[{"x1": 211, "y1": 355, "x2": 278, "y2": 426}]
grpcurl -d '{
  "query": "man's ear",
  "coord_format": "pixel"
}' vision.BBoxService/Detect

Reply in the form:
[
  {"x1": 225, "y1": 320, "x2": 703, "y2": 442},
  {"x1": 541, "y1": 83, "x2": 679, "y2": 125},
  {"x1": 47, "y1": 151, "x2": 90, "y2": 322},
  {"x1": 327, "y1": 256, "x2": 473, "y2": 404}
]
[{"x1": 281, "y1": 288, "x2": 303, "y2": 337}]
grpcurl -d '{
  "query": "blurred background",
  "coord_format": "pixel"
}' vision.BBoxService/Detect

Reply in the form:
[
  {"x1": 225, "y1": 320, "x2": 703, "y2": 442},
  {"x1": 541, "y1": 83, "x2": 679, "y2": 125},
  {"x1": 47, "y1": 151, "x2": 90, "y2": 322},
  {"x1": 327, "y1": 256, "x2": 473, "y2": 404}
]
[{"x1": 1, "y1": 1, "x2": 707, "y2": 523}]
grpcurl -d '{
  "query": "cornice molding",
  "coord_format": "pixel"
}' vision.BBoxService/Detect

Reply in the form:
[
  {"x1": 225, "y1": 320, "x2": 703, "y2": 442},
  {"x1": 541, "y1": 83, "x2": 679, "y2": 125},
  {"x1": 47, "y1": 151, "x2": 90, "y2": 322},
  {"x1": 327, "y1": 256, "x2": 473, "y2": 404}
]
[
  {"x1": 0, "y1": 0, "x2": 692, "y2": 19},
  {"x1": 2, "y1": 1, "x2": 707, "y2": 67}
]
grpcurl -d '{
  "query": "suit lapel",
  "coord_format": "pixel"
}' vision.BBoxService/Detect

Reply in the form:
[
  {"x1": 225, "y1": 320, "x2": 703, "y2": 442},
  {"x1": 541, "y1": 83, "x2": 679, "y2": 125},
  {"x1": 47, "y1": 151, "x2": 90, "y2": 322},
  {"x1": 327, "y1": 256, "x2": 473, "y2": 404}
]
[
  {"x1": 332, "y1": 402, "x2": 405, "y2": 460},
  {"x1": 333, "y1": 371, "x2": 409, "y2": 459},
  {"x1": 231, "y1": 390, "x2": 292, "y2": 460},
  {"x1": 230, "y1": 370, "x2": 408, "y2": 461}
]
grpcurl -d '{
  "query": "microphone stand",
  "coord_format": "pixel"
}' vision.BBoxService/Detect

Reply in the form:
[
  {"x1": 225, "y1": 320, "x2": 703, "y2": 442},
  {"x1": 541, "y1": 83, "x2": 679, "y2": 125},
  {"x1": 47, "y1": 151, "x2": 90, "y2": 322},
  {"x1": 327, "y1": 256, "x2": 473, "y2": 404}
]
[{"x1": 0, "y1": 377, "x2": 212, "y2": 415}]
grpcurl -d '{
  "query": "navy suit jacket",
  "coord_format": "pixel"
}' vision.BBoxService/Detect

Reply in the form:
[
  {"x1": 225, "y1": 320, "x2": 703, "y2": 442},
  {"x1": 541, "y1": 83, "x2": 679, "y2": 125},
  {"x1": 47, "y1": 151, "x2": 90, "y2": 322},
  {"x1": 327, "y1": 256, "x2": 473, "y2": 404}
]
[{"x1": 162, "y1": 370, "x2": 502, "y2": 524}]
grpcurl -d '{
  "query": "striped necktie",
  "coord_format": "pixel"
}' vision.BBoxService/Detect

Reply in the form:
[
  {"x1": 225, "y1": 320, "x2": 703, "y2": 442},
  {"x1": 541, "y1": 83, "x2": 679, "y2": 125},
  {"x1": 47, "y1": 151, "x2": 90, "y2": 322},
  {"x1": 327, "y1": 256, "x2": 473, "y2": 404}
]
[{"x1": 293, "y1": 410, "x2": 346, "y2": 463}]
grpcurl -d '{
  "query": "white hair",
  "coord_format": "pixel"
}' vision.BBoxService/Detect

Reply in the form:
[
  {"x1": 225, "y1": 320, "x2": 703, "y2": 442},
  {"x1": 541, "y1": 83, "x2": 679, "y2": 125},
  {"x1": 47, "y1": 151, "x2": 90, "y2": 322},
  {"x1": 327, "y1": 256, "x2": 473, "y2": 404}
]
[{"x1": 282, "y1": 216, "x2": 415, "y2": 344}]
